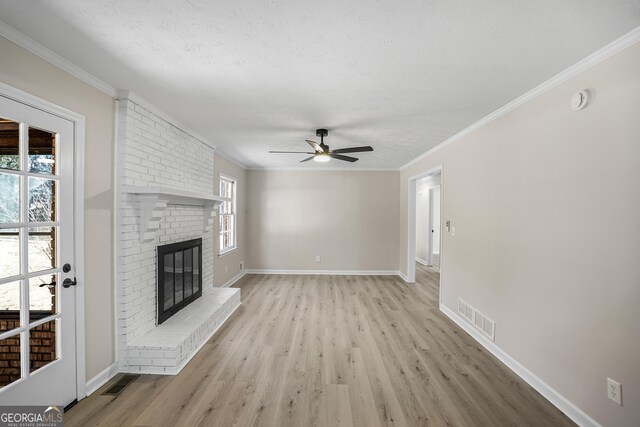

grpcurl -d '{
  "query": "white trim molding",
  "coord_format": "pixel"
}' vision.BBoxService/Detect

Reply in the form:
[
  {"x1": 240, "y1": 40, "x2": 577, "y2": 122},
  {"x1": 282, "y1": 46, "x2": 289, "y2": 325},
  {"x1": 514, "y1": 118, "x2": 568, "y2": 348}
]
[
  {"x1": 221, "y1": 270, "x2": 247, "y2": 288},
  {"x1": 0, "y1": 20, "x2": 117, "y2": 97},
  {"x1": 85, "y1": 363, "x2": 119, "y2": 396},
  {"x1": 401, "y1": 26, "x2": 640, "y2": 170},
  {"x1": 440, "y1": 304, "x2": 602, "y2": 427},
  {"x1": 73, "y1": 101, "x2": 87, "y2": 401},
  {"x1": 4, "y1": 19, "x2": 638, "y2": 176},
  {"x1": 112, "y1": 99, "x2": 120, "y2": 372},
  {"x1": 415, "y1": 257, "x2": 429, "y2": 266},
  {"x1": 117, "y1": 90, "x2": 217, "y2": 150},
  {"x1": 215, "y1": 148, "x2": 248, "y2": 170},
  {"x1": 245, "y1": 269, "x2": 401, "y2": 276}
]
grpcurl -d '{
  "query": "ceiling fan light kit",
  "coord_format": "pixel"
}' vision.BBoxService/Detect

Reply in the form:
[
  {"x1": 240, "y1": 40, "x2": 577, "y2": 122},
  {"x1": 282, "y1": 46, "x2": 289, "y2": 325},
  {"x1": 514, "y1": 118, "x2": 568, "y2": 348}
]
[{"x1": 269, "y1": 129, "x2": 374, "y2": 164}]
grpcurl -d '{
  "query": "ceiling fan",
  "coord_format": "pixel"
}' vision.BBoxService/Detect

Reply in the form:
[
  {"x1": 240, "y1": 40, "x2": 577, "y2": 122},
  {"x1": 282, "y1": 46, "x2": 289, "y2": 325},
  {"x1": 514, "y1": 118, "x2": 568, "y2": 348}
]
[{"x1": 269, "y1": 129, "x2": 373, "y2": 163}]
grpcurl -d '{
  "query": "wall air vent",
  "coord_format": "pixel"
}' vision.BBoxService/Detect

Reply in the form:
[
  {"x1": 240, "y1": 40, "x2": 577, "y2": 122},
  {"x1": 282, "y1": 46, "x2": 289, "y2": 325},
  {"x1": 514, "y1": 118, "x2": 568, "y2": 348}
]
[
  {"x1": 457, "y1": 298, "x2": 495, "y2": 341},
  {"x1": 482, "y1": 317, "x2": 495, "y2": 340},
  {"x1": 458, "y1": 299, "x2": 466, "y2": 315}
]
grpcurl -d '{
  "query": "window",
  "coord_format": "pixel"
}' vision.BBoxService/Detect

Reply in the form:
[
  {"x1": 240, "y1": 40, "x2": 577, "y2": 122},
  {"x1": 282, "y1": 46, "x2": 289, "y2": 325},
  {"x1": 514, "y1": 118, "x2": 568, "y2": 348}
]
[{"x1": 219, "y1": 175, "x2": 236, "y2": 254}]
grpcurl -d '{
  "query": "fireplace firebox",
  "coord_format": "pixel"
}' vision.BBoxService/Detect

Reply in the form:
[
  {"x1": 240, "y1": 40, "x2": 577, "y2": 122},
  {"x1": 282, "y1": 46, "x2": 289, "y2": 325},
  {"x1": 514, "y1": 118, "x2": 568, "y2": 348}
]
[{"x1": 157, "y1": 238, "x2": 203, "y2": 324}]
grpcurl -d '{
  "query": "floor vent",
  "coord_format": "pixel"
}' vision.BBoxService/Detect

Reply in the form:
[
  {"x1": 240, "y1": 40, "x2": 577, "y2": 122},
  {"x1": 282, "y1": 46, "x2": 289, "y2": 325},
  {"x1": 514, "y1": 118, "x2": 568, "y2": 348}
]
[
  {"x1": 457, "y1": 298, "x2": 495, "y2": 341},
  {"x1": 102, "y1": 374, "x2": 140, "y2": 396}
]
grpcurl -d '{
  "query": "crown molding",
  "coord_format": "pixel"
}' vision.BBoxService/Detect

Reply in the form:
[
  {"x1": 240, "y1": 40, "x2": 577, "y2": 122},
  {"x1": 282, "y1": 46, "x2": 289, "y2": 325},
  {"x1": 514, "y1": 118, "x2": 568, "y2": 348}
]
[
  {"x1": 3, "y1": 17, "x2": 637, "y2": 173},
  {"x1": 401, "y1": 25, "x2": 640, "y2": 171},
  {"x1": 214, "y1": 148, "x2": 248, "y2": 170},
  {"x1": 246, "y1": 167, "x2": 399, "y2": 172},
  {"x1": 117, "y1": 90, "x2": 218, "y2": 150},
  {"x1": 0, "y1": 19, "x2": 249, "y2": 162},
  {"x1": 0, "y1": 19, "x2": 118, "y2": 97}
]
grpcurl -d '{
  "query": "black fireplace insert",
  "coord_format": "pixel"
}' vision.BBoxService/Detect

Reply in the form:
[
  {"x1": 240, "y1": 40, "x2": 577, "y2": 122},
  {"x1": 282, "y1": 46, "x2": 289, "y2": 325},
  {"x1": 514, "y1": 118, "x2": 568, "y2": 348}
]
[{"x1": 157, "y1": 238, "x2": 202, "y2": 324}]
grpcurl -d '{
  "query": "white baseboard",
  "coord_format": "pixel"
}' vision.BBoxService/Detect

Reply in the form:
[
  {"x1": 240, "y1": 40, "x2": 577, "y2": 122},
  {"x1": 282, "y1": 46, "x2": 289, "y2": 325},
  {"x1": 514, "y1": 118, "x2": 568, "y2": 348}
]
[
  {"x1": 439, "y1": 304, "x2": 601, "y2": 427},
  {"x1": 415, "y1": 257, "x2": 429, "y2": 266},
  {"x1": 245, "y1": 269, "x2": 400, "y2": 276},
  {"x1": 220, "y1": 270, "x2": 247, "y2": 288},
  {"x1": 85, "y1": 362, "x2": 119, "y2": 397},
  {"x1": 398, "y1": 271, "x2": 409, "y2": 282}
]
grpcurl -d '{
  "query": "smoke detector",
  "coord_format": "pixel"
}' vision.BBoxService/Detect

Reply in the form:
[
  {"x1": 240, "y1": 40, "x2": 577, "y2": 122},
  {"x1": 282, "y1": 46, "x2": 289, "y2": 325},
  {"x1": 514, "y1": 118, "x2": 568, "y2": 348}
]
[{"x1": 571, "y1": 89, "x2": 591, "y2": 111}]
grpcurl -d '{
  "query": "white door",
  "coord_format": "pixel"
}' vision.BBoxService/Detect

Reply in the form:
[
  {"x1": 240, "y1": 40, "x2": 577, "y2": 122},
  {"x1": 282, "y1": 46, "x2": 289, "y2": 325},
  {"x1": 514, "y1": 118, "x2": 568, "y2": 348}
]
[
  {"x1": 430, "y1": 186, "x2": 440, "y2": 268},
  {"x1": 0, "y1": 95, "x2": 77, "y2": 406}
]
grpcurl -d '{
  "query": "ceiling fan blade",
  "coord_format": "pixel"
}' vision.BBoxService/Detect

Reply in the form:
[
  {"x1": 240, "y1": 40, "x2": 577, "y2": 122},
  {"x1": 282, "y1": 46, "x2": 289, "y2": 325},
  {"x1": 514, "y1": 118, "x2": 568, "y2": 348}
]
[
  {"x1": 331, "y1": 146, "x2": 374, "y2": 154},
  {"x1": 330, "y1": 153, "x2": 358, "y2": 162},
  {"x1": 299, "y1": 156, "x2": 316, "y2": 163},
  {"x1": 306, "y1": 140, "x2": 323, "y2": 153},
  {"x1": 269, "y1": 151, "x2": 315, "y2": 154}
]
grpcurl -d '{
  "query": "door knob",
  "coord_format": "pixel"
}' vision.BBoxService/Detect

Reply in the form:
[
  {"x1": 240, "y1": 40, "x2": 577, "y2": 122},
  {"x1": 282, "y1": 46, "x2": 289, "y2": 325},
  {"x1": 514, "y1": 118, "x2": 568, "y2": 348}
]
[{"x1": 62, "y1": 277, "x2": 77, "y2": 288}]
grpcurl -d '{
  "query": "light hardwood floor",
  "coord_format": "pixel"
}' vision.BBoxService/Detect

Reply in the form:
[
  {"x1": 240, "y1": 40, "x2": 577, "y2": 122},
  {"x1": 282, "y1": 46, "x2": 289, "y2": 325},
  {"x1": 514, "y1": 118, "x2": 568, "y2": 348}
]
[{"x1": 67, "y1": 265, "x2": 574, "y2": 426}]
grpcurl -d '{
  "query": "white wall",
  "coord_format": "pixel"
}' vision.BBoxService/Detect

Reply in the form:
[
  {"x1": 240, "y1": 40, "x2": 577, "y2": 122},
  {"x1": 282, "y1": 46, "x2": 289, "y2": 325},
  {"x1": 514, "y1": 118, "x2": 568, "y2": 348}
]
[
  {"x1": 247, "y1": 170, "x2": 400, "y2": 272},
  {"x1": 400, "y1": 43, "x2": 640, "y2": 426},
  {"x1": 0, "y1": 36, "x2": 115, "y2": 381}
]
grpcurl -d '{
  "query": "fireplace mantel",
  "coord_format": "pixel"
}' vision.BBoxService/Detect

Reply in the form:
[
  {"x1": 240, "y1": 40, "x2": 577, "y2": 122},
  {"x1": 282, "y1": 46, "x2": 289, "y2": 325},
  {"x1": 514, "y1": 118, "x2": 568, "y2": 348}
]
[{"x1": 125, "y1": 186, "x2": 229, "y2": 243}]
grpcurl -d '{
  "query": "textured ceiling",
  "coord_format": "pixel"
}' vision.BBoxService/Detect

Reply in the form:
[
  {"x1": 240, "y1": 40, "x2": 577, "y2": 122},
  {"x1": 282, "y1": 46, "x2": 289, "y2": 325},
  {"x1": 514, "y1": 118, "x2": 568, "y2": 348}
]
[{"x1": 0, "y1": 1, "x2": 638, "y2": 169}]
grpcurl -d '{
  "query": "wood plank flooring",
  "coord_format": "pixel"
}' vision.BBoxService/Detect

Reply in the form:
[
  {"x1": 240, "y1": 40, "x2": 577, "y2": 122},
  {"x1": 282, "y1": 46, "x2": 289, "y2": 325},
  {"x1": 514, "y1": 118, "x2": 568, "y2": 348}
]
[{"x1": 66, "y1": 265, "x2": 574, "y2": 426}]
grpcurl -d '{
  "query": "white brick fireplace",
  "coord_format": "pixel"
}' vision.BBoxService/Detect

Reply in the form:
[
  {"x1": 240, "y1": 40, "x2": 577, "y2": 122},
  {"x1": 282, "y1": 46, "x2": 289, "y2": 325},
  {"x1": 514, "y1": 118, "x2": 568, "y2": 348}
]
[{"x1": 116, "y1": 93, "x2": 240, "y2": 374}]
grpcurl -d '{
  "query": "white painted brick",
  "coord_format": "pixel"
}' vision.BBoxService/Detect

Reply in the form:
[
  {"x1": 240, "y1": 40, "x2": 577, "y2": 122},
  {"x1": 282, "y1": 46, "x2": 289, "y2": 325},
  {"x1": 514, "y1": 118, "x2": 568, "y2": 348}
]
[
  {"x1": 152, "y1": 358, "x2": 177, "y2": 367},
  {"x1": 117, "y1": 99, "x2": 216, "y2": 370},
  {"x1": 141, "y1": 366, "x2": 167, "y2": 375}
]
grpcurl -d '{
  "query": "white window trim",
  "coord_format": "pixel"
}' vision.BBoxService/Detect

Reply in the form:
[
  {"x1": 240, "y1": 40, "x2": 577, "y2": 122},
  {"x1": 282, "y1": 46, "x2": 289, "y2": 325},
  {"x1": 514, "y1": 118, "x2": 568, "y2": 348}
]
[
  {"x1": 218, "y1": 173, "x2": 237, "y2": 255},
  {"x1": 218, "y1": 247, "x2": 237, "y2": 257}
]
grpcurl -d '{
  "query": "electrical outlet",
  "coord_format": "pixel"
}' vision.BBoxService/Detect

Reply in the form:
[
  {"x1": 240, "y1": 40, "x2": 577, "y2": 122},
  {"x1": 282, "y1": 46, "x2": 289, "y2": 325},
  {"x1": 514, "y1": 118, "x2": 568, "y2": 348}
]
[
  {"x1": 607, "y1": 378, "x2": 622, "y2": 406},
  {"x1": 315, "y1": 255, "x2": 321, "y2": 263},
  {"x1": 239, "y1": 261, "x2": 243, "y2": 271}
]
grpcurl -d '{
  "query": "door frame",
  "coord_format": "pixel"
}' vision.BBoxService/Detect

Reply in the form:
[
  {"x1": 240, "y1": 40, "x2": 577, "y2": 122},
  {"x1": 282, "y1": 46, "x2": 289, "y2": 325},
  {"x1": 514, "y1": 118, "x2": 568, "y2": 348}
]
[
  {"x1": 0, "y1": 81, "x2": 86, "y2": 399},
  {"x1": 426, "y1": 185, "x2": 441, "y2": 267},
  {"x1": 407, "y1": 165, "x2": 443, "y2": 301},
  {"x1": 426, "y1": 186, "x2": 434, "y2": 266}
]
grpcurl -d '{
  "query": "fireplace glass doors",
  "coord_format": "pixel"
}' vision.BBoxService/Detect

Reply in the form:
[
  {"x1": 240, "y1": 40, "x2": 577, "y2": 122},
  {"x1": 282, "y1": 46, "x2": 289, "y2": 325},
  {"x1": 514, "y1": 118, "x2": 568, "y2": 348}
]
[{"x1": 157, "y1": 238, "x2": 202, "y2": 324}]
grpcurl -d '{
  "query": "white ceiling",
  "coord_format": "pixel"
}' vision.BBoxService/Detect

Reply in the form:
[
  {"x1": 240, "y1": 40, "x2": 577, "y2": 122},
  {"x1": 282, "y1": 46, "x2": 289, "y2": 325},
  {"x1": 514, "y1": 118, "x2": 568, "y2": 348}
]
[{"x1": 0, "y1": 1, "x2": 638, "y2": 169}]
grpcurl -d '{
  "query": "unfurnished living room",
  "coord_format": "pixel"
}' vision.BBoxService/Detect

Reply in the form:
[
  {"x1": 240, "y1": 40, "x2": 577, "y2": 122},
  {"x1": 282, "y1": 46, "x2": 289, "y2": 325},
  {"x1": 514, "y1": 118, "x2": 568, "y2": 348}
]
[{"x1": 0, "y1": 1, "x2": 639, "y2": 426}]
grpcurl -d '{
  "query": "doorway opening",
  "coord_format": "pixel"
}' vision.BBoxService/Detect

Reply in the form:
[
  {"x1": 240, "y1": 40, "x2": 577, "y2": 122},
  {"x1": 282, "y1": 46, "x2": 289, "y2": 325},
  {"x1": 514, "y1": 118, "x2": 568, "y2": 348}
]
[
  {"x1": 415, "y1": 178, "x2": 440, "y2": 271},
  {"x1": 407, "y1": 166, "x2": 443, "y2": 303}
]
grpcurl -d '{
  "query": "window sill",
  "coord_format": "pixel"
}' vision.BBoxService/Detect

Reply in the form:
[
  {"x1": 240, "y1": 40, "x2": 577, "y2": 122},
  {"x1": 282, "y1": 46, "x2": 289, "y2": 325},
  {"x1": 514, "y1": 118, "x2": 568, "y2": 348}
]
[{"x1": 218, "y1": 247, "x2": 237, "y2": 258}]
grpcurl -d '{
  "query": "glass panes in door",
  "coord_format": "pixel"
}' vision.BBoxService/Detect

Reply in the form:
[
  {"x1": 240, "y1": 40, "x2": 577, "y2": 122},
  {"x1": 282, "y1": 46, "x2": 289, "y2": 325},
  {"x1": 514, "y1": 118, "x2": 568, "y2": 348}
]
[
  {"x1": 0, "y1": 118, "x2": 19, "y2": 170},
  {"x1": 0, "y1": 116, "x2": 60, "y2": 388}
]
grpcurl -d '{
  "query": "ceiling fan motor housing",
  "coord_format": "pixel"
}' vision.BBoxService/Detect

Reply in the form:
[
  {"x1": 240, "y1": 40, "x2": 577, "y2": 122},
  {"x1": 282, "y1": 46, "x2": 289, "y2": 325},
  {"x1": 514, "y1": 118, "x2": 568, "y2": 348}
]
[{"x1": 315, "y1": 129, "x2": 329, "y2": 150}]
